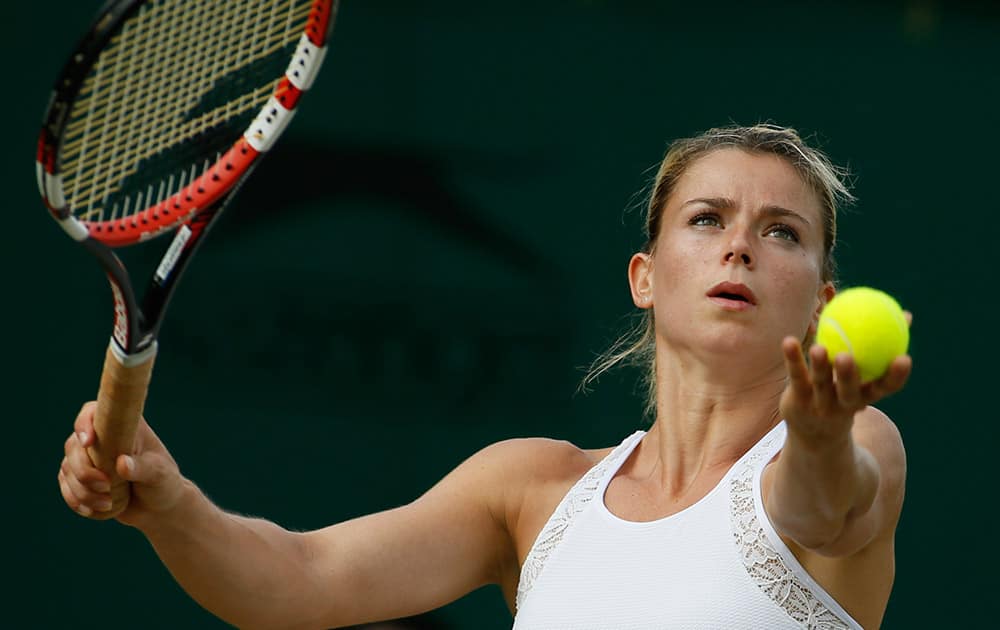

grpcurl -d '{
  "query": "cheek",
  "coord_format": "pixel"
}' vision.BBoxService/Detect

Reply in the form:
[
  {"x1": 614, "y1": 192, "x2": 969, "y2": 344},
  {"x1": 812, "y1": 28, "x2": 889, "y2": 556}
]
[
  {"x1": 772, "y1": 256, "x2": 823, "y2": 317},
  {"x1": 651, "y1": 246, "x2": 701, "y2": 297},
  {"x1": 654, "y1": 235, "x2": 710, "y2": 277}
]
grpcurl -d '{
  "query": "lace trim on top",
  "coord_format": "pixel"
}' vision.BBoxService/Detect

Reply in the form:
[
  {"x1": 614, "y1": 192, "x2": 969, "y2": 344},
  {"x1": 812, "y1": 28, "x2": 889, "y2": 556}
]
[
  {"x1": 515, "y1": 431, "x2": 645, "y2": 611},
  {"x1": 729, "y1": 430, "x2": 856, "y2": 630}
]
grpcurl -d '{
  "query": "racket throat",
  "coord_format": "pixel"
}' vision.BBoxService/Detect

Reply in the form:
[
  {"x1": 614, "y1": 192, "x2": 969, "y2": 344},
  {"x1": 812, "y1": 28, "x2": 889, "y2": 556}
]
[
  {"x1": 84, "y1": 238, "x2": 150, "y2": 357},
  {"x1": 108, "y1": 336, "x2": 158, "y2": 368}
]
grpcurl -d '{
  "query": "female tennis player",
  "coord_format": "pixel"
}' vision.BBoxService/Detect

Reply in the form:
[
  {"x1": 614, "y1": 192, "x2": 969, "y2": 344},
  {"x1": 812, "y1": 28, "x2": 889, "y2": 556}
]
[{"x1": 59, "y1": 123, "x2": 911, "y2": 630}]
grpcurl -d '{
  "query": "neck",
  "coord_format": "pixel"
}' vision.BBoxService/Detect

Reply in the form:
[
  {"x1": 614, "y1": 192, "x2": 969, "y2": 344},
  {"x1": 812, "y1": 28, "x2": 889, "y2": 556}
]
[{"x1": 634, "y1": 345, "x2": 786, "y2": 498}]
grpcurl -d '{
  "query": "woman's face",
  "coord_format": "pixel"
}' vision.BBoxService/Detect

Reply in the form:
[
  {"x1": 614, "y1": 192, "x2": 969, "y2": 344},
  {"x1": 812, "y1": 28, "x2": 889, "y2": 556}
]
[{"x1": 630, "y1": 148, "x2": 834, "y2": 362}]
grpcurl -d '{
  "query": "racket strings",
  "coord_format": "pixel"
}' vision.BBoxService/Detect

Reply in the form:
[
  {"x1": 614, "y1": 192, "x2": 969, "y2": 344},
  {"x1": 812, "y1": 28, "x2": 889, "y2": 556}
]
[
  {"x1": 69, "y1": 0, "x2": 309, "y2": 218},
  {"x1": 59, "y1": 0, "x2": 313, "y2": 222},
  {"x1": 64, "y1": 1, "x2": 302, "y2": 153}
]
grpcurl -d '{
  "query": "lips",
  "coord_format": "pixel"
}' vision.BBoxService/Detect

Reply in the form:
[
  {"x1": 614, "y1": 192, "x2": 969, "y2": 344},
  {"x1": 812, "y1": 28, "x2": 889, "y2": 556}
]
[{"x1": 707, "y1": 282, "x2": 757, "y2": 306}]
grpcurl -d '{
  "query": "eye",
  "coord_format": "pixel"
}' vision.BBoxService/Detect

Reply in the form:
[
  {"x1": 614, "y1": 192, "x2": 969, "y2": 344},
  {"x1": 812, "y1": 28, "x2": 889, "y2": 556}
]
[
  {"x1": 766, "y1": 223, "x2": 799, "y2": 242},
  {"x1": 690, "y1": 213, "x2": 721, "y2": 227}
]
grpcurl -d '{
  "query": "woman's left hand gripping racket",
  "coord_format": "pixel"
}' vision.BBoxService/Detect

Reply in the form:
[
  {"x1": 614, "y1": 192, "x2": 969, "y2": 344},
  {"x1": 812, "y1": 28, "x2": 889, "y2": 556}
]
[{"x1": 38, "y1": 0, "x2": 339, "y2": 519}]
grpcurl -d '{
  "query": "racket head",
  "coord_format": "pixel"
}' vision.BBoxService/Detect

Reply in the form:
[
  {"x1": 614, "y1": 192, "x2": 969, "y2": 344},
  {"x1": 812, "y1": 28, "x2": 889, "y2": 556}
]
[
  {"x1": 40, "y1": 1, "x2": 338, "y2": 518},
  {"x1": 37, "y1": 0, "x2": 337, "y2": 248}
]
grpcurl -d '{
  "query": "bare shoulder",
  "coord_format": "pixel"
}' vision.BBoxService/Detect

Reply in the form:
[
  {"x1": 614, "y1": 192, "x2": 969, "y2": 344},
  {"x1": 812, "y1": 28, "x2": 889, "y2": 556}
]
[
  {"x1": 430, "y1": 436, "x2": 611, "y2": 520},
  {"x1": 452, "y1": 436, "x2": 609, "y2": 606},
  {"x1": 462, "y1": 436, "x2": 604, "y2": 513},
  {"x1": 479, "y1": 436, "x2": 606, "y2": 477},
  {"x1": 490, "y1": 438, "x2": 610, "y2": 551}
]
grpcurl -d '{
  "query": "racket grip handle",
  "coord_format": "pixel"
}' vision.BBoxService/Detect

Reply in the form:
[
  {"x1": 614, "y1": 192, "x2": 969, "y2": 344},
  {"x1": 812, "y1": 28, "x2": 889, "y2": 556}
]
[{"x1": 87, "y1": 341, "x2": 157, "y2": 520}]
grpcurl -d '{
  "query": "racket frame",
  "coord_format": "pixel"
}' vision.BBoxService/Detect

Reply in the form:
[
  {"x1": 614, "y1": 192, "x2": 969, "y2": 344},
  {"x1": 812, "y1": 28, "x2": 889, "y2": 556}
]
[{"x1": 38, "y1": 0, "x2": 338, "y2": 517}]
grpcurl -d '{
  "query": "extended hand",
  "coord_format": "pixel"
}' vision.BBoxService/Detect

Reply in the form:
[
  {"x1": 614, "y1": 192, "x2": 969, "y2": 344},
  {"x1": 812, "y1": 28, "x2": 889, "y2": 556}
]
[{"x1": 779, "y1": 335, "x2": 912, "y2": 446}]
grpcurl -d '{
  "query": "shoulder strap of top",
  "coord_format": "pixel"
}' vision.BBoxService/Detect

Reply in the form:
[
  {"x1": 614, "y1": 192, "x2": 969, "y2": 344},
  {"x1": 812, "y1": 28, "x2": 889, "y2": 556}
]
[
  {"x1": 515, "y1": 430, "x2": 646, "y2": 611},
  {"x1": 728, "y1": 421, "x2": 862, "y2": 629}
]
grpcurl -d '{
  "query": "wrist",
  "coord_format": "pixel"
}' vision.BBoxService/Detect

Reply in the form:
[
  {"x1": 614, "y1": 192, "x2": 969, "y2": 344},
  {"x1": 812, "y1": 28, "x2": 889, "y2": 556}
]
[
  {"x1": 784, "y1": 417, "x2": 854, "y2": 455},
  {"x1": 130, "y1": 477, "x2": 203, "y2": 536}
]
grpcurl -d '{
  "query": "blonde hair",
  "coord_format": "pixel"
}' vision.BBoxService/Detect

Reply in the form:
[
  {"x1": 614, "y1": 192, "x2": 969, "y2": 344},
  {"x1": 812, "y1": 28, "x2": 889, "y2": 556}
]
[{"x1": 583, "y1": 123, "x2": 855, "y2": 420}]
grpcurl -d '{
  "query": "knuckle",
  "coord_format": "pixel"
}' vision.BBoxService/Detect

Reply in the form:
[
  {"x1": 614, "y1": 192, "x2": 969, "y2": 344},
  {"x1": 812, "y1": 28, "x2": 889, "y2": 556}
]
[
  {"x1": 78, "y1": 469, "x2": 106, "y2": 487},
  {"x1": 65, "y1": 477, "x2": 87, "y2": 500},
  {"x1": 66, "y1": 449, "x2": 85, "y2": 474},
  {"x1": 69, "y1": 444, "x2": 97, "y2": 470},
  {"x1": 75, "y1": 402, "x2": 97, "y2": 428},
  {"x1": 64, "y1": 470, "x2": 98, "y2": 501}
]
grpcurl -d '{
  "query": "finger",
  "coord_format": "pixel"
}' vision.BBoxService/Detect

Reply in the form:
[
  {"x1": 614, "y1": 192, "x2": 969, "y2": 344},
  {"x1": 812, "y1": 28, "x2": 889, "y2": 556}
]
[
  {"x1": 58, "y1": 468, "x2": 111, "y2": 516},
  {"x1": 118, "y1": 448, "x2": 176, "y2": 487},
  {"x1": 116, "y1": 454, "x2": 138, "y2": 482},
  {"x1": 809, "y1": 344, "x2": 836, "y2": 409},
  {"x1": 58, "y1": 469, "x2": 89, "y2": 517},
  {"x1": 117, "y1": 451, "x2": 167, "y2": 486},
  {"x1": 782, "y1": 337, "x2": 812, "y2": 394},
  {"x1": 886, "y1": 354, "x2": 913, "y2": 388},
  {"x1": 73, "y1": 401, "x2": 98, "y2": 447},
  {"x1": 60, "y1": 457, "x2": 113, "y2": 511},
  {"x1": 904, "y1": 310, "x2": 913, "y2": 327},
  {"x1": 833, "y1": 353, "x2": 863, "y2": 410},
  {"x1": 64, "y1": 432, "x2": 112, "y2": 492},
  {"x1": 863, "y1": 355, "x2": 912, "y2": 403},
  {"x1": 58, "y1": 458, "x2": 90, "y2": 502}
]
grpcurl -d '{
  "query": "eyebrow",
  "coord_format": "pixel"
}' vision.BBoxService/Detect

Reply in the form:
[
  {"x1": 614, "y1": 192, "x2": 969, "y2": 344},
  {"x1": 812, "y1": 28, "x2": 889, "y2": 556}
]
[{"x1": 681, "y1": 197, "x2": 812, "y2": 226}]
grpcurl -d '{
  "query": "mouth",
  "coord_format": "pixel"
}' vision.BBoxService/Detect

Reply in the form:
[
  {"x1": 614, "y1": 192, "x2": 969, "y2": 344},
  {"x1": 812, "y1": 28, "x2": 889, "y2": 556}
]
[{"x1": 707, "y1": 282, "x2": 757, "y2": 306}]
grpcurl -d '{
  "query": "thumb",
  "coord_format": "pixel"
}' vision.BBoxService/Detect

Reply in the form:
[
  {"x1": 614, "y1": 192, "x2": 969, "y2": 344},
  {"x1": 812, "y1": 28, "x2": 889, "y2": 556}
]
[{"x1": 116, "y1": 452, "x2": 162, "y2": 485}]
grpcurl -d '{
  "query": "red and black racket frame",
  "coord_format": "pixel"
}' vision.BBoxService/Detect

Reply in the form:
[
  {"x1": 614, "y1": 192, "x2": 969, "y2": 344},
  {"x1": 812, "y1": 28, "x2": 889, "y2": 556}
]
[{"x1": 37, "y1": 0, "x2": 337, "y2": 360}]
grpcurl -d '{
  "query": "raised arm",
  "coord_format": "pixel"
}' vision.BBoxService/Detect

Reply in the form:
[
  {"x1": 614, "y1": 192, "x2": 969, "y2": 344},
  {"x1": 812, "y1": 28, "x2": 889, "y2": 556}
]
[
  {"x1": 763, "y1": 337, "x2": 910, "y2": 557},
  {"x1": 59, "y1": 402, "x2": 521, "y2": 629}
]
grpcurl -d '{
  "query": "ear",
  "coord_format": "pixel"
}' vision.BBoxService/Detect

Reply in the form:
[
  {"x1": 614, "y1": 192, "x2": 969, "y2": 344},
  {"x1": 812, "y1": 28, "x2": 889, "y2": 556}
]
[
  {"x1": 806, "y1": 281, "x2": 836, "y2": 338},
  {"x1": 628, "y1": 252, "x2": 654, "y2": 309}
]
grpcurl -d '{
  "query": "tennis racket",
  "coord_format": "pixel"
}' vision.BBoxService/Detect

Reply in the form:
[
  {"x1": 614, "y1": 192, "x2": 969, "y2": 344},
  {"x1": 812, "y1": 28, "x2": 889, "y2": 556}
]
[{"x1": 38, "y1": 0, "x2": 338, "y2": 519}]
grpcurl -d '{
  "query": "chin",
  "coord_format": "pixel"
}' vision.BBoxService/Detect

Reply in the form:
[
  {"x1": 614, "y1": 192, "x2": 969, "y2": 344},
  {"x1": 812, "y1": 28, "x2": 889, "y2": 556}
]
[{"x1": 699, "y1": 329, "x2": 777, "y2": 358}]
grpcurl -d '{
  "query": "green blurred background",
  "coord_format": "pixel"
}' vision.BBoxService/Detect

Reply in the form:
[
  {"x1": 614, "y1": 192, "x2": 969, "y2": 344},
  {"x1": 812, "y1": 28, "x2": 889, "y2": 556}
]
[{"x1": 7, "y1": 0, "x2": 997, "y2": 628}]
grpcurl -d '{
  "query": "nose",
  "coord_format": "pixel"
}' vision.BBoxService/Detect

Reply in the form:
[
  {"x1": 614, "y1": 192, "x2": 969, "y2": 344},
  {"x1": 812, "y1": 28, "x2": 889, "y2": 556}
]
[
  {"x1": 723, "y1": 231, "x2": 754, "y2": 268},
  {"x1": 725, "y1": 250, "x2": 752, "y2": 265}
]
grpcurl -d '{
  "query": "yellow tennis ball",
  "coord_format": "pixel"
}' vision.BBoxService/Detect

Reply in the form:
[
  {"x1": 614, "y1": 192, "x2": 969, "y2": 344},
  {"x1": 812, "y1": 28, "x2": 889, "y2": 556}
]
[{"x1": 815, "y1": 286, "x2": 909, "y2": 383}]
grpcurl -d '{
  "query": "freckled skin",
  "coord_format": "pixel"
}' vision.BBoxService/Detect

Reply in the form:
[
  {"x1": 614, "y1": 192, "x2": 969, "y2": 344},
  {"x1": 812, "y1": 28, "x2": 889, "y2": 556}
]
[{"x1": 634, "y1": 148, "x2": 832, "y2": 376}]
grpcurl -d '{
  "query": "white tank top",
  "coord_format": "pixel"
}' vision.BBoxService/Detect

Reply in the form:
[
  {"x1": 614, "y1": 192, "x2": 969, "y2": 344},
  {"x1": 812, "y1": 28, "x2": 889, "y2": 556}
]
[{"x1": 512, "y1": 422, "x2": 862, "y2": 629}]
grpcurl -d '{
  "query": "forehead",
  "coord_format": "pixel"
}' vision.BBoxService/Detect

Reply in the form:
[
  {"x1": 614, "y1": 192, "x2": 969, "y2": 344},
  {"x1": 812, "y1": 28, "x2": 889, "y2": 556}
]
[{"x1": 671, "y1": 148, "x2": 822, "y2": 218}]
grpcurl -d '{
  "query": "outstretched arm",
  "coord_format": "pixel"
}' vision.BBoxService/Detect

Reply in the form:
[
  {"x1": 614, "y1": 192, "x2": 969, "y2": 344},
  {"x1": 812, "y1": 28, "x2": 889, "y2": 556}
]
[
  {"x1": 763, "y1": 337, "x2": 910, "y2": 557},
  {"x1": 60, "y1": 403, "x2": 518, "y2": 629}
]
